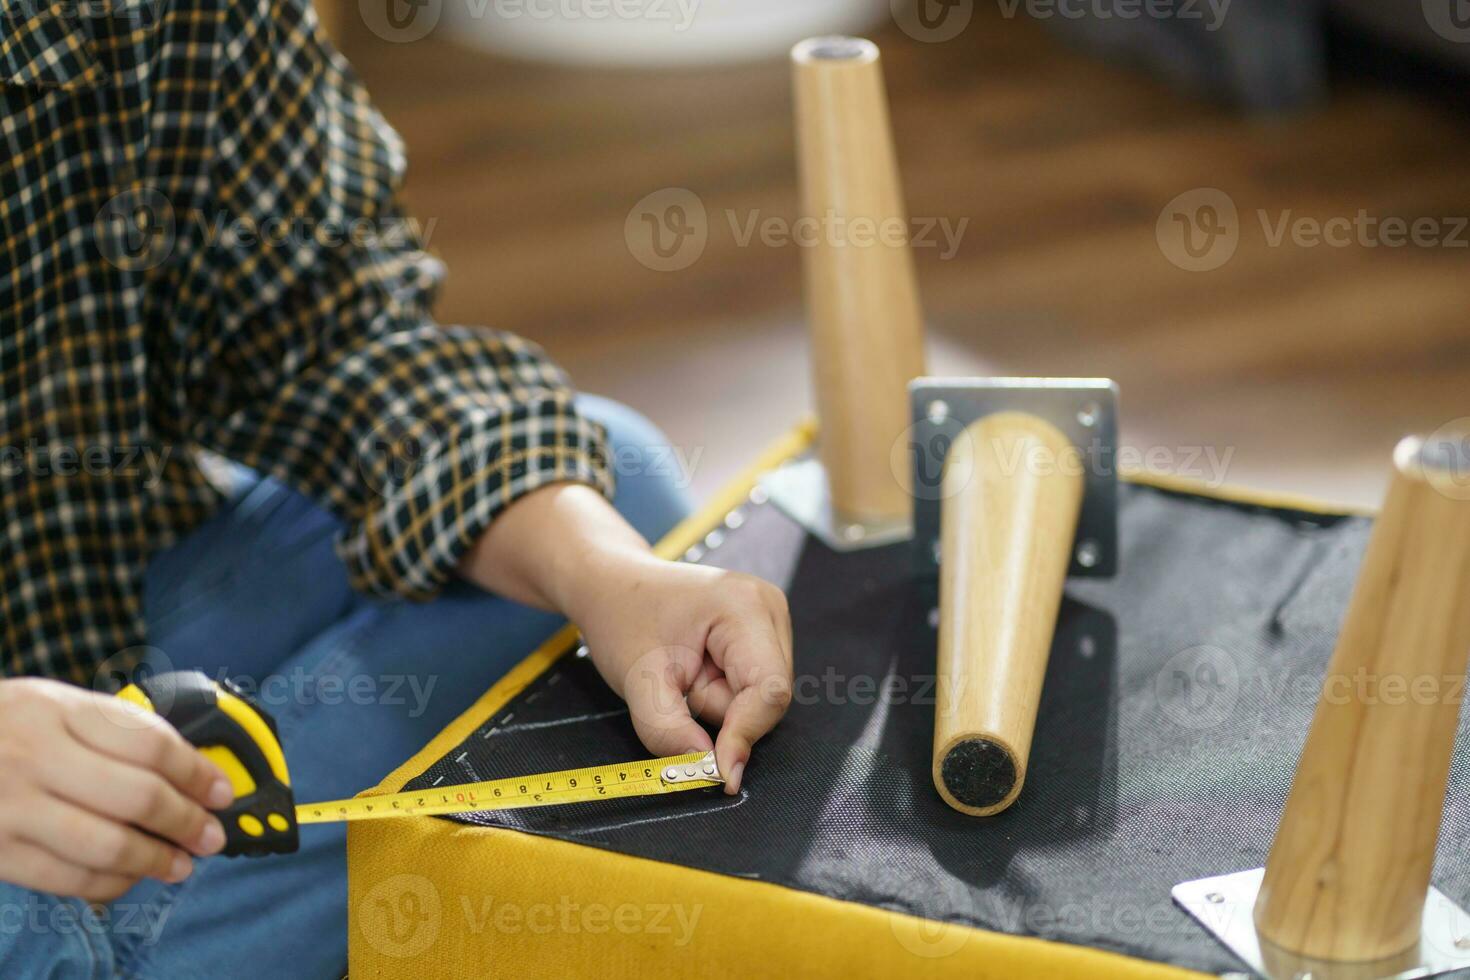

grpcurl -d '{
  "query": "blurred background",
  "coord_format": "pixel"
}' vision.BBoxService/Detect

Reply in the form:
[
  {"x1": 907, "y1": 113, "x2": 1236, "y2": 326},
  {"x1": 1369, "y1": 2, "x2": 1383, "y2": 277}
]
[{"x1": 325, "y1": 0, "x2": 1470, "y2": 507}]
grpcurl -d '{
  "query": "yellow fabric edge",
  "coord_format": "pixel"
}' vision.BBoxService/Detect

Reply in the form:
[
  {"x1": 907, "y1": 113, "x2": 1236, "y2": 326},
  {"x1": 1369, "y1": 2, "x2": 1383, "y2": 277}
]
[
  {"x1": 350, "y1": 418, "x2": 1372, "y2": 980},
  {"x1": 349, "y1": 815, "x2": 1207, "y2": 980},
  {"x1": 1122, "y1": 467, "x2": 1369, "y2": 517}
]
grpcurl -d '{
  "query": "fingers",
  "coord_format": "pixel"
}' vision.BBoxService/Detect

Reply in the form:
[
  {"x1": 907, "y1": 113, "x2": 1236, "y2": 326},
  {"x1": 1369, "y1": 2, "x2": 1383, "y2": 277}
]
[
  {"x1": 579, "y1": 565, "x2": 793, "y2": 792},
  {"x1": 0, "y1": 837, "x2": 138, "y2": 904},
  {"x1": 41, "y1": 743, "x2": 226, "y2": 857},
  {"x1": 63, "y1": 696, "x2": 234, "y2": 810},
  {"x1": 0, "y1": 680, "x2": 219, "y2": 903},
  {"x1": 713, "y1": 674, "x2": 792, "y2": 794},
  {"x1": 707, "y1": 607, "x2": 794, "y2": 795},
  {"x1": 11, "y1": 797, "x2": 192, "y2": 886},
  {"x1": 686, "y1": 660, "x2": 734, "y2": 725},
  {"x1": 620, "y1": 648, "x2": 715, "y2": 758}
]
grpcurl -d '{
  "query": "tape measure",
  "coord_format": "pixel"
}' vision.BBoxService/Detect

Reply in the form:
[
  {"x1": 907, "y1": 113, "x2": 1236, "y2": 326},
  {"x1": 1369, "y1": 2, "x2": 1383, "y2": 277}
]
[{"x1": 117, "y1": 671, "x2": 724, "y2": 858}]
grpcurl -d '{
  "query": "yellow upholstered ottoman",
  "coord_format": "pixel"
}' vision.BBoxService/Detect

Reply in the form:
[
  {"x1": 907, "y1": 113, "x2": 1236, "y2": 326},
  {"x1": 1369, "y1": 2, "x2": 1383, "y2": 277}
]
[{"x1": 346, "y1": 425, "x2": 1470, "y2": 979}]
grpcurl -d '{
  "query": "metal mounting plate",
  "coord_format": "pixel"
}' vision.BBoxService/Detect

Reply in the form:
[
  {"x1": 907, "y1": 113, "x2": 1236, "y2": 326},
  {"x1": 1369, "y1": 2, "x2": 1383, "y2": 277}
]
[
  {"x1": 761, "y1": 456, "x2": 911, "y2": 553},
  {"x1": 909, "y1": 378, "x2": 1118, "y2": 579},
  {"x1": 1173, "y1": 868, "x2": 1470, "y2": 980}
]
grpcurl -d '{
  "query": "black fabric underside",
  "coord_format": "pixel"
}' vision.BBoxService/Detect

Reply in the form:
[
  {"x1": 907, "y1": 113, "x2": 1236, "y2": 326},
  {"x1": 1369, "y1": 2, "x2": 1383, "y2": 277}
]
[{"x1": 401, "y1": 480, "x2": 1470, "y2": 974}]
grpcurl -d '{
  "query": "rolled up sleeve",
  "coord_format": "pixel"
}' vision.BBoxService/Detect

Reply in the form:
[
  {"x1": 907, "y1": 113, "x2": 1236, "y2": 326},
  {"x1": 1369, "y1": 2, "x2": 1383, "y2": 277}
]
[
  {"x1": 176, "y1": 0, "x2": 612, "y2": 599},
  {"x1": 334, "y1": 327, "x2": 614, "y2": 598}
]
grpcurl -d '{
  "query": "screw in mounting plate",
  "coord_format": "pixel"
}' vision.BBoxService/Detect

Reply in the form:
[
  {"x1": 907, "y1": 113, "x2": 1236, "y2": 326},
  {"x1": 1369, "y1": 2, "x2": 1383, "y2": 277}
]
[{"x1": 1076, "y1": 539, "x2": 1100, "y2": 569}]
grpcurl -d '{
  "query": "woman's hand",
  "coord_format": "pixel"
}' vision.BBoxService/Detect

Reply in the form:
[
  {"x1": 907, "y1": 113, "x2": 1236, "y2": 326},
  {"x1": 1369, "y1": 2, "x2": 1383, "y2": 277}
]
[
  {"x1": 0, "y1": 678, "x2": 234, "y2": 901},
  {"x1": 562, "y1": 554, "x2": 792, "y2": 794},
  {"x1": 460, "y1": 483, "x2": 794, "y2": 794}
]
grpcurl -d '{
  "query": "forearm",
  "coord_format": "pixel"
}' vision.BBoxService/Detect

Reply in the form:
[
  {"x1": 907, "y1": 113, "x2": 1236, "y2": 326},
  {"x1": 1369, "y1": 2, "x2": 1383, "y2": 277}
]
[
  {"x1": 457, "y1": 476, "x2": 791, "y2": 796},
  {"x1": 456, "y1": 481, "x2": 653, "y2": 616}
]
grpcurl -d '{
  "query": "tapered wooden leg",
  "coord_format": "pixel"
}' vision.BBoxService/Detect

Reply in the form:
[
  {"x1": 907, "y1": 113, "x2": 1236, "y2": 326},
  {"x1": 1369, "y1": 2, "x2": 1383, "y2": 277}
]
[
  {"x1": 791, "y1": 37, "x2": 926, "y2": 526},
  {"x1": 1254, "y1": 436, "x2": 1470, "y2": 961},
  {"x1": 932, "y1": 412, "x2": 1085, "y2": 816}
]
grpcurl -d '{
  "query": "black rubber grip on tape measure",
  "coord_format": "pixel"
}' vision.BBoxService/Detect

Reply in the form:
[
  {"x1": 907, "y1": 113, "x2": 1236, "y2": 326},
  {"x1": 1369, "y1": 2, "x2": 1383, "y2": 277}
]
[{"x1": 136, "y1": 671, "x2": 300, "y2": 858}]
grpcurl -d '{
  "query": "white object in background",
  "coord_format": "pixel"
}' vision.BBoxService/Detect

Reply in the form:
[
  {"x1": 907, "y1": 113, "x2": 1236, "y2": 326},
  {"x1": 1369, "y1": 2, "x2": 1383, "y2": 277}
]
[{"x1": 440, "y1": 0, "x2": 890, "y2": 66}]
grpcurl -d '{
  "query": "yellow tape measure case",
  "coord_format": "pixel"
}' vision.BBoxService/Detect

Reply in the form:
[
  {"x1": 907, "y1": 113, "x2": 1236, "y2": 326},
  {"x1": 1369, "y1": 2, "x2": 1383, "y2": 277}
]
[{"x1": 118, "y1": 671, "x2": 299, "y2": 857}]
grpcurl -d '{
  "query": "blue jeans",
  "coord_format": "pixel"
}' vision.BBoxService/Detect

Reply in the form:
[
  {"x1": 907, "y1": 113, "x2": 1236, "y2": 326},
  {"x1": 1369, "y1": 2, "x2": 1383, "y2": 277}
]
[{"x1": 0, "y1": 396, "x2": 690, "y2": 980}]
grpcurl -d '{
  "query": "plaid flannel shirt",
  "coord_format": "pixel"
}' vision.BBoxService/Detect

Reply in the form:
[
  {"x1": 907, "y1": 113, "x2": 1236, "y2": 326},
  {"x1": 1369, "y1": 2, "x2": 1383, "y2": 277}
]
[{"x1": 0, "y1": 0, "x2": 613, "y2": 685}]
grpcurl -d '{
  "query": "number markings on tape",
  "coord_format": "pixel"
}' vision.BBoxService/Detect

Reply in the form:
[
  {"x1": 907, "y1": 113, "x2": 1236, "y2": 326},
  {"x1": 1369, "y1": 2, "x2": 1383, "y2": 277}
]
[{"x1": 294, "y1": 750, "x2": 722, "y2": 825}]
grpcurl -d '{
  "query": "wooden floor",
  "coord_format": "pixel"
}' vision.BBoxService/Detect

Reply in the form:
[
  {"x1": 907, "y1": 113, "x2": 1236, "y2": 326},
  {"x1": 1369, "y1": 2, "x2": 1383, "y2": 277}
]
[{"x1": 340, "y1": 10, "x2": 1470, "y2": 507}]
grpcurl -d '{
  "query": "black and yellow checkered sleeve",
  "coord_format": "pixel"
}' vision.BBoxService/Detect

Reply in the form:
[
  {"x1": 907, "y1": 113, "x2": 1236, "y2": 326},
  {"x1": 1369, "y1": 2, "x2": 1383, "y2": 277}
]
[
  {"x1": 176, "y1": 0, "x2": 614, "y2": 598},
  {"x1": 2, "y1": 0, "x2": 614, "y2": 680}
]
